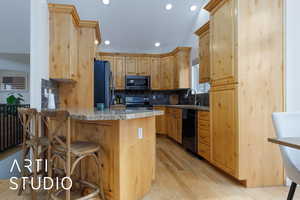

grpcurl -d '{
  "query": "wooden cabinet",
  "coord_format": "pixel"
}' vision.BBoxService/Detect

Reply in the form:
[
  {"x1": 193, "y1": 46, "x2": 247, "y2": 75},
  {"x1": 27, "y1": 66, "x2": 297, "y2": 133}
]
[
  {"x1": 114, "y1": 56, "x2": 125, "y2": 89},
  {"x1": 195, "y1": 22, "x2": 210, "y2": 83},
  {"x1": 166, "y1": 108, "x2": 182, "y2": 144},
  {"x1": 125, "y1": 57, "x2": 150, "y2": 76},
  {"x1": 197, "y1": 111, "x2": 211, "y2": 161},
  {"x1": 160, "y1": 56, "x2": 174, "y2": 90},
  {"x1": 174, "y1": 48, "x2": 191, "y2": 89},
  {"x1": 138, "y1": 57, "x2": 150, "y2": 75},
  {"x1": 49, "y1": 6, "x2": 79, "y2": 80},
  {"x1": 210, "y1": 0, "x2": 235, "y2": 86},
  {"x1": 49, "y1": 4, "x2": 100, "y2": 110},
  {"x1": 153, "y1": 106, "x2": 166, "y2": 134},
  {"x1": 125, "y1": 57, "x2": 138, "y2": 75},
  {"x1": 99, "y1": 55, "x2": 125, "y2": 90},
  {"x1": 97, "y1": 47, "x2": 191, "y2": 90},
  {"x1": 210, "y1": 85, "x2": 236, "y2": 174},
  {"x1": 205, "y1": 0, "x2": 284, "y2": 187},
  {"x1": 150, "y1": 57, "x2": 161, "y2": 89}
]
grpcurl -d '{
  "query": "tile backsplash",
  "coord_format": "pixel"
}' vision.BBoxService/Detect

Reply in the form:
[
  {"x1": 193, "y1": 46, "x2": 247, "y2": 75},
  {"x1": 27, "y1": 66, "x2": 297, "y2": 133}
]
[{"x1": 115, "y1": 89, "x2": 209, "y2": 106}]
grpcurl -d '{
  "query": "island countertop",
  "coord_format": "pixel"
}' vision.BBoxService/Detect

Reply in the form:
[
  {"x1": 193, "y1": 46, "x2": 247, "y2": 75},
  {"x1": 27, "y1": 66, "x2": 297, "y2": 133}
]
[{"x1": 67, "y1": 109, "x2": 164, "y2": 121}]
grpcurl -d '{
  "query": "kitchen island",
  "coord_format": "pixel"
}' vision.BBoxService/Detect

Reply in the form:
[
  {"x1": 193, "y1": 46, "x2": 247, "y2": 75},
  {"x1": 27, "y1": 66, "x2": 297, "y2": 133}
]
[{"x1": 66, "y1": 109, "x2": 164, "y2": 200}]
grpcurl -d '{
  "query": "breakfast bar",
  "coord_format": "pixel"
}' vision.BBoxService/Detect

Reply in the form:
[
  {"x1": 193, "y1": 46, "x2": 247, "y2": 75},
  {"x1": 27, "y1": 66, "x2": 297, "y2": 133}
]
[{"x1": 67, "y1": 109, "x2": 163, "y2": 200}]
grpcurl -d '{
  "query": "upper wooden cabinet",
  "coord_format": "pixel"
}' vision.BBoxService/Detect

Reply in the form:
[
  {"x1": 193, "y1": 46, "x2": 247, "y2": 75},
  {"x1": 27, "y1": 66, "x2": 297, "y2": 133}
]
[
  {"x1": 97, "y1": 46, "x2": 191, "y2": 90},
  {"x1": 138, "y1": 57, "x2": 150, "y2": 75},
  {"x1": 174, "y1": 48, "x2": 191, "y2": 89},
  {"x1": 195, "y1": 22, "x2": 210, "y2": 83},
  {"x1": 209, "y1": 0, "x2": 235, "y2": 86},
  {"x1": 125, "y1": 57, "x2": 138, "y2": 75},
  {"x1": 49, "y1": 4, "x2": 100, "y2": 81},
  {"x1": 150, "y1": 57, "x2": 161, "y2": 90},
  {"x1": 205, "y1": 0, "x2": 284, "y2": 187},
  {"x1": 114, "y1": 56, "x2": 125, "y2": 89}
]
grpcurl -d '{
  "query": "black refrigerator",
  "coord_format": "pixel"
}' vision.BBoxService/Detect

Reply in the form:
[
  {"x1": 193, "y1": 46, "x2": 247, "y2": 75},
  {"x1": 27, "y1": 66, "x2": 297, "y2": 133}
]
[{"x1": 94, "y1": 60, "x2": 113, "y2": 108}]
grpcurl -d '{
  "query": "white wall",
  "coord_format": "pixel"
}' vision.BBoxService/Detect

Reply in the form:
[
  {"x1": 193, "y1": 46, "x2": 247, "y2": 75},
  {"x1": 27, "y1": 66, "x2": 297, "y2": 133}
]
[
  {"x1": 0, "y1": 53, "x2": 30, "y2": 104},
  {"x1": 30, "y1": 0, "x2": 49, "y2": 110},
  {"x1": 285, "y1": 0, "x2": 300, "y2": 112}
]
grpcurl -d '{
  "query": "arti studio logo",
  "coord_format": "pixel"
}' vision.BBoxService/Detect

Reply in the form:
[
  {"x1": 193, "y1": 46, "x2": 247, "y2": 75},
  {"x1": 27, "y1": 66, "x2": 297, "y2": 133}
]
[{"x1": 9, "y1": 159, "x2": 72, "y2": 191}]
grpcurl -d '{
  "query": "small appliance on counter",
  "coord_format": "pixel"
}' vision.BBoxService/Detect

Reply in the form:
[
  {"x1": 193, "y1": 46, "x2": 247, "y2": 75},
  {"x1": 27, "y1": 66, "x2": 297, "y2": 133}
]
[
  {"x1": 125, "y1": 76, "x2": 150, "y2": 90},
  {"x1": 94, "y1": 60, "x2": 114, "y2": 109},
  {"x1": 125, "y1": 96, "x2": 152, "y2": 110}
]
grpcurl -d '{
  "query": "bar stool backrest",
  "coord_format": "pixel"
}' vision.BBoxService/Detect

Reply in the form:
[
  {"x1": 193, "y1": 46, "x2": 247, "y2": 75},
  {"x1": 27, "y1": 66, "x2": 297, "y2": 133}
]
[
  {"x1": 40, "y1": 110, "x2": 70, "y2": 150},
  {"x1": 18, "y1": 108, "x2": 38, "y2": 141}
]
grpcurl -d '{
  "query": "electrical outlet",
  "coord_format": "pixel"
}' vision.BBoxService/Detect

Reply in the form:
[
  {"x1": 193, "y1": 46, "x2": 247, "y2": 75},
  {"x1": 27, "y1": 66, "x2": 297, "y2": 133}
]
[{"x1": 138, "y1": 128, "x2": 143, "y2": 139}]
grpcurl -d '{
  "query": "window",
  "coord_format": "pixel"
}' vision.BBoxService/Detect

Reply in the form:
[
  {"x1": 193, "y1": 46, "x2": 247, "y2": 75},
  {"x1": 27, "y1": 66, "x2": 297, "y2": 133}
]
[
  {"x1": 191, "y1": 64, "x2": 210, "y2": 94},
  {"x1": 0, "y1": 70, "x2": 28, "y2": 91}
]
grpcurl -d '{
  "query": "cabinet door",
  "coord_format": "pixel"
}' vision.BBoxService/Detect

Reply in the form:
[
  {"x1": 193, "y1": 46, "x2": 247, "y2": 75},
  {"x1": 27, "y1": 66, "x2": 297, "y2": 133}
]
[
  {"x1": 210, "y1": 0, "x2": 235, "y2": 85},
  {"x1": 125, "y1": 57, "x2": 137, "y2": 75},
  {"x1": 138, "y1": 57, "x2": 150, "y2": 75},
  {"x1": 211, "y1": 86, "x2": 237, "y2": 175},
  {"x1": 168, "y1": 56, "x2": 175, "y2": 90},
  {"x1": 175, "y1": 110, "x2": 182, "y2": 144},
  {"x1": 150, "y1": 57, "x2": 161, "y2": 89},
  {"x1": 154, "y1": 106, "x2": 166, "y2": 134},
  {"x1": 69, "y1": 22, "x2": 79, "y2": 80},
  {"x1": 160, "y1": 57, "x2": 168, "y2": 90},
  {"x1": 176, "y1": 50, "x2": 191, "y2": 89},
  {"x1": 173, "y1": 54, "x2": 179, "y2": 89},
  {"x1": 115, "y1": 56, "x2": 125, "y2": 89},
  {"x1": 199, "y1": 31, "x2": 210, "y2": 83}
]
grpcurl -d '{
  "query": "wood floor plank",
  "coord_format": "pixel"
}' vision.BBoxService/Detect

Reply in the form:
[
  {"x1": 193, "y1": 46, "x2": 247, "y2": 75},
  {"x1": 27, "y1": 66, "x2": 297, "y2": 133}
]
[{"x1": 0, "y1": 136, "x2": 298, "y2": 200}]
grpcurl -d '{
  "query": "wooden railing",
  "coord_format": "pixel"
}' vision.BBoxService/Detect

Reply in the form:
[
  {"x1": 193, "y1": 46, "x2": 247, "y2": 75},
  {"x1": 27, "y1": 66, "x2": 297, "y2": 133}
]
[{"x1": 0, "y1": 104, "x2": 30, "y2": 152}]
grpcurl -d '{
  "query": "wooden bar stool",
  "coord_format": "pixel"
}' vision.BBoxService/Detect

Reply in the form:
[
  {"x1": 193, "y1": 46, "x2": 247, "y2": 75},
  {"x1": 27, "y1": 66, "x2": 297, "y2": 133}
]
[
  {"x1": 40, "y1": 110, "x2": 105, "y2": 200},
  {"x1": 18, "y1": 108, "x2": 49, "y2": 200}
]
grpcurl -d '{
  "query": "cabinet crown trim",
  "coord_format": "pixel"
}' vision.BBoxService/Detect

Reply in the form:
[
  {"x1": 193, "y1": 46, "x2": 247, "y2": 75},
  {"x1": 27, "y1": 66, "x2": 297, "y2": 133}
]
[
  {"x1": 195, "y1": 22, "x2": 210, "y2": 36},
  {"x1": 49, "y1": 3, "x2": 101, "y2": 43},
  {"x1": 204, "y1": 0, "x2": 226, "y2": 12},
  {"x1": 98, "y1": 47, "x2": 192, "y2": 58}
]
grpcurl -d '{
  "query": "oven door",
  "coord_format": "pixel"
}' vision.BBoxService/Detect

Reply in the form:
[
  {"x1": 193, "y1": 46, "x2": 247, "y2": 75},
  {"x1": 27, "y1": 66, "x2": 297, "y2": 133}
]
[{"x1": 125, "y1": 76, "x2": 150, "y2": 90}]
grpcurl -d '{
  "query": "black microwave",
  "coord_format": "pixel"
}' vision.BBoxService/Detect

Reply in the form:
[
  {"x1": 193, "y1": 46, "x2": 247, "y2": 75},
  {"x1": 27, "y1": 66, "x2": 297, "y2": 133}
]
[{"x1": 125, "y1": 76, "x2": 150, "y2": 90}]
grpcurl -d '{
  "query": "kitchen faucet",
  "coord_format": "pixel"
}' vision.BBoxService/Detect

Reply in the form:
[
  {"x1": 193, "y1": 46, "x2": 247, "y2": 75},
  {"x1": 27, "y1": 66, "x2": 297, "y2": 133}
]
[{"x1": 185, "y1": 88, "x2": 198, "y2": 105}]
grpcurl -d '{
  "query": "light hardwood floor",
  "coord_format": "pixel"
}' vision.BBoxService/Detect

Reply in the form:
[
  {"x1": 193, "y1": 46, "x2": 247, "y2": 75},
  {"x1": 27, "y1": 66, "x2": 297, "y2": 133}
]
[{"x1": 0, "y1": 136, "x2": 299, "y2": 200}]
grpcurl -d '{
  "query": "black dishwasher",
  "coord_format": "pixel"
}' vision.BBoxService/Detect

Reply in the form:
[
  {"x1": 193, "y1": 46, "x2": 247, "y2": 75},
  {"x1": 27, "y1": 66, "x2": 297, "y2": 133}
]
[{"x1": 182, "y1": 109, "x2": 198, "y2": 153}]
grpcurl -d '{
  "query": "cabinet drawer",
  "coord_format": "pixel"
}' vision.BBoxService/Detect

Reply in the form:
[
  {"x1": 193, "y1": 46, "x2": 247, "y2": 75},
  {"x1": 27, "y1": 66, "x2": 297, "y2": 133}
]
[
  {"x1": 198, "y1": 111, "x2": 210, "y2": 121},
  {"x1": 198, "y1": 143, "x2": 210, "y2": 161},
  {"x1": 199, "y1": 130, "x2": 210, "y2": 145},
  {"x1": 199, "y1": 120, "x2": 210, "y2": 130}
]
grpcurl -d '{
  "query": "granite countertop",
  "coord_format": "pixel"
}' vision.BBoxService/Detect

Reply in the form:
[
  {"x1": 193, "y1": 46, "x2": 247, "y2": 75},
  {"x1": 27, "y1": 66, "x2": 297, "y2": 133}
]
[
  {"x1": 68, "y1": 109, "x2": 164, "y2": 121},
  {"x1": 154, "y1": 105, "x2": 209, "y2": 111}
]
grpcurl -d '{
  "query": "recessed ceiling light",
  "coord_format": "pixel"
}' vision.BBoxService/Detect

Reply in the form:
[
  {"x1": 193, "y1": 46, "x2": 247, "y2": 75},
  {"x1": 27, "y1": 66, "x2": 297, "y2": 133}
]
[
  {"x1": 190, "y1": 5, "x2": 197, "y2": 11},
  {"x1": 102, "y1": 0, "x2": 110, "y2": 5},
  {"x1": 165, "y1": 4, "x2": 173, "y2": 10},
  {"x1": 155, "y1": 42, "x2": 161, "y2": 47},
  {"x1": 94, "y1": 40, "x2": 99, "y2": 45},
  {"x1": 104, "y1": 40, "x2": 110, "y2": 45}
]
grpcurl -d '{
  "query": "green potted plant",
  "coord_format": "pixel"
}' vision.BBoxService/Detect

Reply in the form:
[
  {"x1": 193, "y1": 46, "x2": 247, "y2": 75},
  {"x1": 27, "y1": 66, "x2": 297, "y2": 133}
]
[{"x1": 6, "y1": 93, "x2": 24, "y2": 105}]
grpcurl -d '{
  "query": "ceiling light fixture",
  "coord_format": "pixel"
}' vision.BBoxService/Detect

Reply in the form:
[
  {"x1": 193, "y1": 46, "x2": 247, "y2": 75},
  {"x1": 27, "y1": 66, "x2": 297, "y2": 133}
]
[
  {"x1": 155, "y1": 42, "x2": 161, "y2": 47},
  {"x1": 165, "y1": 4, "x2": 173, "y2": 10},
  {"x1": 94, "y1": 40, "x2": 99, "y2": 45},
  {"x1": 102, "y1": 0, "x2": 110, "y2": 5},
  {"x1": 190, "y1": 5, "x2": 197, "y2": 11},
  {"x1": 104, "y1": 40, "x2": 110, "y2": 45}
]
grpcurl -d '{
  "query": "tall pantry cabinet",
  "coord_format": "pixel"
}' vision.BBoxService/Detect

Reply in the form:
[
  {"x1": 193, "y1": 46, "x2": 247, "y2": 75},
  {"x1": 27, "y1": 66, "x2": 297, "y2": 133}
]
[{"x1": 205, "y1": 0, "x2": 284, "y2": 187}]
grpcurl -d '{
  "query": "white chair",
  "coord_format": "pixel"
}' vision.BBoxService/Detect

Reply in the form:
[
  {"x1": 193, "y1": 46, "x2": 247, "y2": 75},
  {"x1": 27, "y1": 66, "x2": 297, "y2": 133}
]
[{"x1": 272, "y1": 112, "x2": 300, "y2": 200}]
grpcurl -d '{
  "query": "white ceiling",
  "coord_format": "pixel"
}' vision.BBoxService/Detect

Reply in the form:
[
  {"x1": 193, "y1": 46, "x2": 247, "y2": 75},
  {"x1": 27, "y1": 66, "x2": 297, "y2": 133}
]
[
  {"x1": 49, "y1": 0, "x2": 208, "y2": 54},
  {"x1": 0, "y1": 0, "x2": 30, "y2": 54}
]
